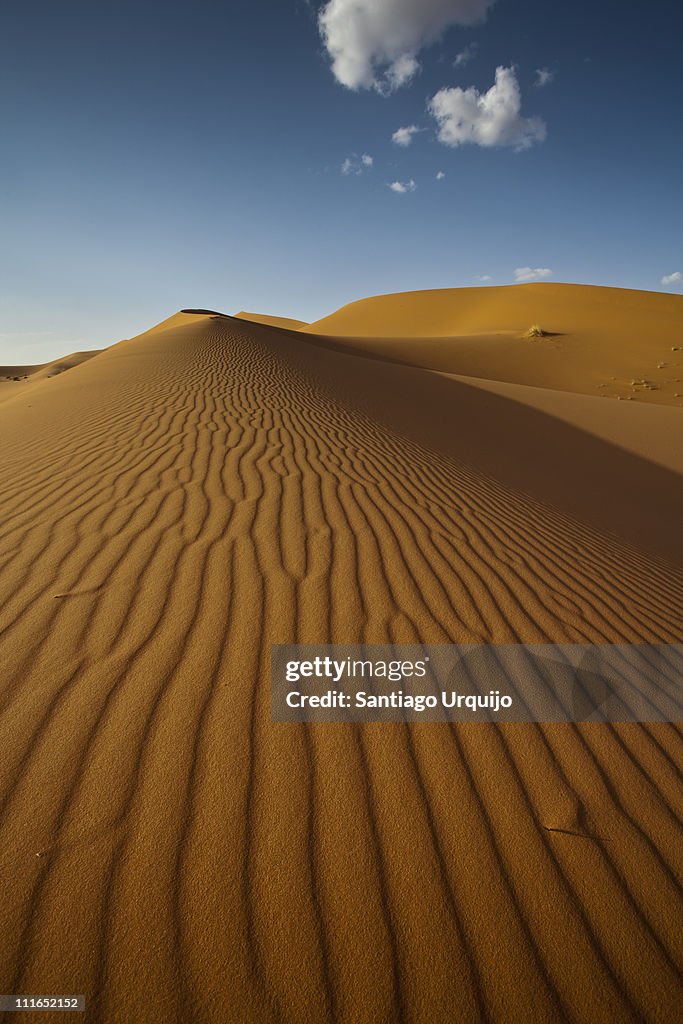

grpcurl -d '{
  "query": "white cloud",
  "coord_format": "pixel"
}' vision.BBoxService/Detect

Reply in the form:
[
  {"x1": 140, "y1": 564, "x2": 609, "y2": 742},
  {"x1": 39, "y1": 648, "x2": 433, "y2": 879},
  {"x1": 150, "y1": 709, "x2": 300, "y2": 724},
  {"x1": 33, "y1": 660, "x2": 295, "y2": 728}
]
[
  {"x1": 318, "y1": 0, "x2": 496, "y2": 93},
  {"x1": 514, "y1": 267, "x2": 553, "y2": 283},
  {"x1": 436, "y1": 170, "x2": 446, "y2": 179},
  {"x1": 392, "y1": 125, "x2": 421, "y2": 146},
  {"x1": 389, "y1": 179, "x2": 417, "y2": 193},
  {"x1": 534, "y1": 67, "x2": 555, "y2": 87},
  {"x1": 661, "y1": 271, "x2": 682, "y2": 286},
  {"x1": 476, "y1": 274, "x2": 492, "y2": 281},
  {"x1": 342, "y1": 153, "x2": 373, "y2": 175},
  {"x1": 429, "y1": 66, "x2": 546, "y2": 150},
  {"x1": 454, "y1": 42, "x2": 477, "y2": 67}
]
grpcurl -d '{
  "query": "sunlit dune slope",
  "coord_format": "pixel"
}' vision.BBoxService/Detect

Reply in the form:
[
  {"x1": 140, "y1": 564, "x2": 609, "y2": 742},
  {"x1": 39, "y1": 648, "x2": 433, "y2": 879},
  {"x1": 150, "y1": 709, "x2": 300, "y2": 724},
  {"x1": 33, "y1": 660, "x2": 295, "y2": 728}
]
[
  {"x1": 235, "y1": 310, "x2": 309, "y2": 330},
  {"x1": 0, "y1": 310, "x2": 681, "y2": 1024},
  {"x1": 301, "y1": 283, "x2": 683, "y2": 406}
]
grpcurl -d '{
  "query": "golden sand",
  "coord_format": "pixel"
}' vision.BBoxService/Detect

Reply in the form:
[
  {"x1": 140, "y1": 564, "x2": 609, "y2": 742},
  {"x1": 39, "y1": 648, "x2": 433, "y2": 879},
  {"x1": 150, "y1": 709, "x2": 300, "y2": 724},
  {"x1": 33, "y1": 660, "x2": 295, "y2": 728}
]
[
  {"x1": 0, "y1": 287, "x2": 681, "y2": 1022},
  {"x1": 0, "y1": 351, "x2": 100, "y2": 406},
  {"x1": 300, "y1": 283, "x2": 683, "y2": 406},
  {"x1": 235, "y1": 311, "x2": 310, "y2": 330}
]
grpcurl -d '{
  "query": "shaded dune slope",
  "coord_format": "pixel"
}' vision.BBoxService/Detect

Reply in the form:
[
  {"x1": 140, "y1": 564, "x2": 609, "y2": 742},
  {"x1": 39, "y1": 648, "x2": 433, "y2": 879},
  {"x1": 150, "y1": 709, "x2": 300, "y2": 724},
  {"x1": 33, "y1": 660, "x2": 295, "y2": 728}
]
[{"x1": 0, "y1": 312, "x2": 681, "y2": 1023}]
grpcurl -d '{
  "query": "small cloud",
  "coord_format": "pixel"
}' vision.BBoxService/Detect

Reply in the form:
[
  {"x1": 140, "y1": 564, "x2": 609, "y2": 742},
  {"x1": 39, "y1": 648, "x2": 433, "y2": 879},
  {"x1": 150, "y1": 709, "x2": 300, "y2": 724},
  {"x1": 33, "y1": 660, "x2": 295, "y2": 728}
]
[
  {"x1": 436, "y1": 170, "x2": 446, "y2": 180},
  {"x1": 454, "y1": 43, "x2": 477, "y2": 68},
  {"x1": 661, "y1": 271, "x2": 682, "y2": 286},
  {"x1": 514, "y1": 267, "x2": 553, "y2": 283},
  {"x1": 534, "y1": 67, "x2": 555, "y2": 87},
  {"x1": 476, "y1": 274, "x2": 492, "y2": 282},
  {"x1": 342, "y1": 153, "x2": 373, "y2": 175},
  {"x1": 389, "y1": 179, "x2": 417, "y2": 194},
  {"x1": 429, "y1": 66, "x2": 546, "y2": 151},
  {"x1": 392, "y1": 124, "x2": 421, "y2": 147}
]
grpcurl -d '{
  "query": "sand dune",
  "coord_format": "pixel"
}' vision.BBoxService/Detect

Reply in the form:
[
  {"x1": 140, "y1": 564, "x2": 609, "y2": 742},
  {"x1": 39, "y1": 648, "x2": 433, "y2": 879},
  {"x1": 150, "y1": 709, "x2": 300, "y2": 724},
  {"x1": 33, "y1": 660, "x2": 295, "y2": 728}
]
[
  {"x1": 0, "y1": 296, "x2": 681, "y2": 1023},
  {"x1": 301, "y1": 283, "x2": 683, "y2": 406},
  {"x1": 235, "y1": 310, "x2": 310, "y2": 330},
  {"x1": 0, "y1": 351, "x2": 101, "y2": 406}
]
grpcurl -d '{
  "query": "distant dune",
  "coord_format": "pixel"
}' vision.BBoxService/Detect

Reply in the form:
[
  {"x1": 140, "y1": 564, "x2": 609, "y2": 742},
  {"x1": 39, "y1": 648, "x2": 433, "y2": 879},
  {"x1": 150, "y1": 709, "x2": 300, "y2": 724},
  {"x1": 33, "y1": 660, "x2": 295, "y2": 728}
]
[
  {"x1": 0, "y1": 350, "x2": 101, "y2": 405},
  {"x1": 0, "y1": 289, "x2": 681, "y2": 1023},
  {"x1": 300, "y1": 283, "x2": 683, "y2": 406}
]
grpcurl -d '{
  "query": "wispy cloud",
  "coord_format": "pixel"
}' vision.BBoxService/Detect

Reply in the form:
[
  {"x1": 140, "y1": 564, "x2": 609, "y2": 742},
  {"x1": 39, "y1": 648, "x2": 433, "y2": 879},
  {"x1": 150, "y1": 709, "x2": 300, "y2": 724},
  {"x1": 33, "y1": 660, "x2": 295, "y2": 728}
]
[
  {"x1": 454, "y1": 42, "x2": 477, "y2": 67},
  {"x1": 385, "y1": 54, "x2": 420, "y2": 91},
  {"x1": 429, "y1": 66, "x2": 546, "y2": 150},
  {"x1": 661, "y1": 271, "x2": 682, "y2": 286},
  {"x1": 341, "y1": 153, "x2": 373, "y2": 175},
  {"x1": 389, "y1": 179, "x2": 417, "y2": 194},
  {"x1": 514, "y1": 267, "x2": 553, "y2": 282},
  {"x1": 534, "y1": 67, "x2": 555, "y2": 87},
  {"x1": 436, "y1": 170, "x2": 446, "y2": 180},
  {"x1": 318, "y1": 0, "x2": 496, "y2": 93},
  {"x1": 392, "y1": 124, "x2": 421, "y2": 146},
  {"x1": 475, "y1": 274, "x2": 492, "y2": 282}
]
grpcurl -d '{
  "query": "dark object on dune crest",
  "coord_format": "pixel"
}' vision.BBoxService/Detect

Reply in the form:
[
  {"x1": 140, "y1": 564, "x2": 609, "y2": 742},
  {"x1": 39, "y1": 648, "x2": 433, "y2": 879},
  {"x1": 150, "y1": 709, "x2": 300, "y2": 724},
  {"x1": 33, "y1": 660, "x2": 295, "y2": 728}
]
[{"x1": 180, "y1": 308, "x2": 229, "y2": 317}]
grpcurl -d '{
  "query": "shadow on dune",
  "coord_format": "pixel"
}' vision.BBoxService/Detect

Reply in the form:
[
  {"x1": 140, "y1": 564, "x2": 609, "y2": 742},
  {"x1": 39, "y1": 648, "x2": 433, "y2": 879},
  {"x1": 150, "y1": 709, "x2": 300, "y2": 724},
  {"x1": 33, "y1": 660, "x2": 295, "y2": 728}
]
[{"x1": 235, "y1": 316, "x2": 682, "y2": 567}]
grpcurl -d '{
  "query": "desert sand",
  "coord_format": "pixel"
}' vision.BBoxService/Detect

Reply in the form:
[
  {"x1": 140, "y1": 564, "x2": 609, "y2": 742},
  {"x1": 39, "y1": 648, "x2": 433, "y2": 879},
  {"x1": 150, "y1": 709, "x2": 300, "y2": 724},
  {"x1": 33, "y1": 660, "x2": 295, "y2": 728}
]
[
  {"x1": 235, "y1": 311, "x2": 310, "y2": 330},
  {"x1": 300, "y1": 283, "x2": 683, "y2": 406},
  {"x1": 0, "y1": 351, "x2": 100, "y2": 406},
  {"x1": 0, "y1": 285, "x2": 681, "y2": 1023}
]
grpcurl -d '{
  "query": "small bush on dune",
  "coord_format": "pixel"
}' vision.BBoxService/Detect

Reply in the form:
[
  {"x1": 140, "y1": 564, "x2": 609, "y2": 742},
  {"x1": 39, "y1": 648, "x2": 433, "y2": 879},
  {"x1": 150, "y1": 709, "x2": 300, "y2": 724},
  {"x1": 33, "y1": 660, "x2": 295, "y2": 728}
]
[{"x1": 524, "y1": 324, "x2": 546, "y2": 338}]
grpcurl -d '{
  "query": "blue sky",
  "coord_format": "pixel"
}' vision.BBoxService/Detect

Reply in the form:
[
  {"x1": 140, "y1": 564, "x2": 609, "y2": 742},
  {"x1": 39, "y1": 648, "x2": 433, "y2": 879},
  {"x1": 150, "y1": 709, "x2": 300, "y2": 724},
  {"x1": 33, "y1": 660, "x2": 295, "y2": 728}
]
[{"x1": 1, "y1": 0, "x2": 682, "y2": 363}]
